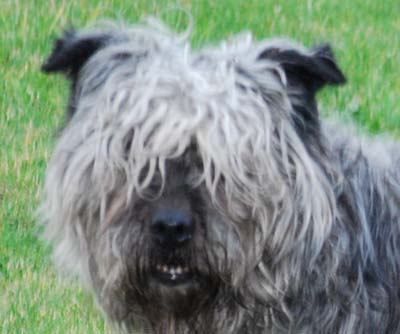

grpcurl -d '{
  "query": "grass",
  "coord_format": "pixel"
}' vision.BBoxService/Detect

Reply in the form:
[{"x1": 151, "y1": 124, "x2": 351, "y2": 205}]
[{"x1": 1, "y1": 0, "x2": 399, "y2": 333}]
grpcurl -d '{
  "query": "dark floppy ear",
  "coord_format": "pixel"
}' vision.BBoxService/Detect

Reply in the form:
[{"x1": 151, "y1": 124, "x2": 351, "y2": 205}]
[
  {"x1": 41, "y1": 29, "x2": 110, "y2": 78},
  {"x1": 259, "y1": 43, "x2": 346, "y2": 94}
]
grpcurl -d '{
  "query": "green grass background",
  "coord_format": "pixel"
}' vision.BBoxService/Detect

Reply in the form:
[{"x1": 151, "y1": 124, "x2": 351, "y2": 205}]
[{"x1": 1, "y1": 0, "x2": 399, "y2": 333}]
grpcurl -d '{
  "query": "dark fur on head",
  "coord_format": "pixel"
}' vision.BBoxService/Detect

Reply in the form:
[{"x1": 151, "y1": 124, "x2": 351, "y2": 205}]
[{"x1": 40, "y1": 19, "x2": 400, "y2": 334}]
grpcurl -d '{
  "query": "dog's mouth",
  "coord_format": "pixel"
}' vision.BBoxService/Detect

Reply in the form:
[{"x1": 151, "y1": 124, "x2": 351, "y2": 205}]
[{"x1": 152, "y1": 262, "x2": 194, "y2": 285}]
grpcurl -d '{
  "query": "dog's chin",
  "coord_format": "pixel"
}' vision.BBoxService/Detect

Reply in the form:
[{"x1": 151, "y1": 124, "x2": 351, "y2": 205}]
[
  {"x1": 132, "y1": 260, "x2": 218, "y2": 316},
  {"x1": 138, "y1": 270, "x2": 209, "y2": 319}
]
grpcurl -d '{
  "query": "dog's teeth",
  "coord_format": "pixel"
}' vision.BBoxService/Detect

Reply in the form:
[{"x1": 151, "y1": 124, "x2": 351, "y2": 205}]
[{"x1": 156, "y1": 263, "x2": 190, "y2": 276}]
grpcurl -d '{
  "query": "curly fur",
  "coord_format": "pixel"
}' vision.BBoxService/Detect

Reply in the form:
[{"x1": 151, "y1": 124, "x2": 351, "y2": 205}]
[{"x1": 40, "y1": 18, "x2": 400, "y2": 333}]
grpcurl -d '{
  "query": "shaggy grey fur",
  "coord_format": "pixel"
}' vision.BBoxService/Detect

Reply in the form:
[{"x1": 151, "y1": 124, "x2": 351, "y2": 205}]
[{"x1": 40, "y1": 18, "x2": 400, "y2": 334}]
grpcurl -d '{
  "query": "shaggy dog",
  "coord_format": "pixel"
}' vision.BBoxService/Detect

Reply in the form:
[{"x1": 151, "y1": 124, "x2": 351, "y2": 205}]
[{"x1": 40, "y1": 18, "x2": 400, "y2": 333}]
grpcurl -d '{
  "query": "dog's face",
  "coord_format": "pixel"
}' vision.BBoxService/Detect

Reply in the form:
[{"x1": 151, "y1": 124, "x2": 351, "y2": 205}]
[{"x1": 41, "y1": 21, "x2": 345, "y2": 329}]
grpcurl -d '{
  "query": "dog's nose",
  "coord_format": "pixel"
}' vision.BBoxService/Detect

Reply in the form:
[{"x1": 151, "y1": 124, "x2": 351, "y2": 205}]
[{"x1": 150, "y1": 210, "x2": 194, "y2": 248}]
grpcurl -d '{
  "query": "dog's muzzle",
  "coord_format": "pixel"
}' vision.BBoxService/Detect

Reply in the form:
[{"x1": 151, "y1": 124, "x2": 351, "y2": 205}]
[{"x1": 150, "y1": 209, "x2": 195, "y2": 285}]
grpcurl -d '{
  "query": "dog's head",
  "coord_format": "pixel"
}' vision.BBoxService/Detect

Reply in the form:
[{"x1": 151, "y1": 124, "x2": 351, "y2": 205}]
[{"x1": 41, "y1": 19, "x2": 345, "y2": 330}]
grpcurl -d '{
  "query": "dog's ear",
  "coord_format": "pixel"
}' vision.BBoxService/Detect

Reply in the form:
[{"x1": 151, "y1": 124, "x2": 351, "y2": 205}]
[
  {"x1": 259, "y1": 43, "x2": 346, "y2": 94},
  {"x1": 259, "y1": 43, "x2": 346, "y2": 147},
  {"x1": 41, "y1": 29, "x2": 110, "y2": 78}
]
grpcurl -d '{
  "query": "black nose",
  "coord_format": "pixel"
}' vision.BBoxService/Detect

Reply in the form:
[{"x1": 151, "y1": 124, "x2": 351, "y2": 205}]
[{"x1": 150, "y1": 210, "x2": 195, "y2": 248}]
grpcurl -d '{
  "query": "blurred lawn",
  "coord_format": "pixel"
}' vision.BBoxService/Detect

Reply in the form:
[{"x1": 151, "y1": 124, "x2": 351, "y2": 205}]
[{"x1": 0, "y1": 0, "x2": 399, "y2": 333}]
